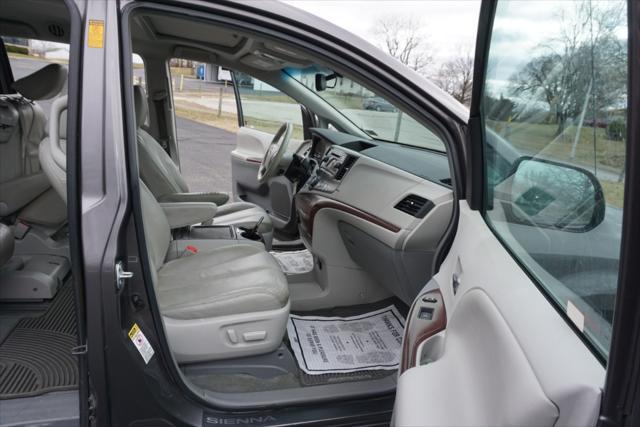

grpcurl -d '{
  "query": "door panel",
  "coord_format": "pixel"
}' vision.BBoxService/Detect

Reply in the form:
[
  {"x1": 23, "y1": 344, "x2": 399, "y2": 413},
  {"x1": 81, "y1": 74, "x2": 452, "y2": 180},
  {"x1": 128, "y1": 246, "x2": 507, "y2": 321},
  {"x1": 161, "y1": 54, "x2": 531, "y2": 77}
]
[
  {"x1": 231, "y1": 74, "x2": 305, "y2": 236},
  {"x1": 231, "y1": 126, "x2": 305, "y2": 234},
  {"x1": 395, "y1": 0, "x2": 627, "y2": 424},
  {"x1": 395, "y1": 205, "x2": 604, "y2": 426},
  {"x1": 231, "y1": 126, "x2": 272, "y2": 206}
]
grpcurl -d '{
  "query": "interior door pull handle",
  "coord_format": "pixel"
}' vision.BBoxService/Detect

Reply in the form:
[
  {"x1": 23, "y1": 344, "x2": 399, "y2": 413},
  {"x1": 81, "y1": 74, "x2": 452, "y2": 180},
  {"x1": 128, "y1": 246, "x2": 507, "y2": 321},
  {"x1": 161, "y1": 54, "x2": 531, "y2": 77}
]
[{"x1": 452, "y1": 273, "x2": 461, "y2": 295}]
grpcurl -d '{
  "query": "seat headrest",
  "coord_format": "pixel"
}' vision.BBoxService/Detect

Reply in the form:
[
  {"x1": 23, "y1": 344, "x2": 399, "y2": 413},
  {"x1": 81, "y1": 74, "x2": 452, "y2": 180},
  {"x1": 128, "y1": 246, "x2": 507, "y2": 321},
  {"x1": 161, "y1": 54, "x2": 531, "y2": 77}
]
[
  {"x1": 12, "y1": 63, "x2": 68, "y2": 101},
  {"x1": 133, "y1": 85, "x2": 148, "y2": 128}
]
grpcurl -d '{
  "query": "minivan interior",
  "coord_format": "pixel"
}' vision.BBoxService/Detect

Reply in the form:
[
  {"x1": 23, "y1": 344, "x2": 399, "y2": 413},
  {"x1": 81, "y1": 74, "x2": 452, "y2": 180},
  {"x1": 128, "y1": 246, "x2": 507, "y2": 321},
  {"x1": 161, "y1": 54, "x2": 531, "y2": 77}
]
[
  {"x1": 3, "y1": 0, "x2": 635, "y2": 425},
  {"x1": 117, "y1": 8, "x2": 456, "y2": 406},
  {"x1": 0, "y1": 1, "x2": 79, "y2": 423},
  {"x1": 0, "y1": 0, "x2": 457, "y2": 421}
]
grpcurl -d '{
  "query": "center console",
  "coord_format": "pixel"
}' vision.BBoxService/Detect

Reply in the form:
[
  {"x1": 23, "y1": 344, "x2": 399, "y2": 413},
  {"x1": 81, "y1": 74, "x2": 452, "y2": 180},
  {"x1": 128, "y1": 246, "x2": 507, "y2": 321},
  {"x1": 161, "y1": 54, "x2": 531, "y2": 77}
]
[{"x1": 306, "y1": 147, "x2": 357, "y2": 194}]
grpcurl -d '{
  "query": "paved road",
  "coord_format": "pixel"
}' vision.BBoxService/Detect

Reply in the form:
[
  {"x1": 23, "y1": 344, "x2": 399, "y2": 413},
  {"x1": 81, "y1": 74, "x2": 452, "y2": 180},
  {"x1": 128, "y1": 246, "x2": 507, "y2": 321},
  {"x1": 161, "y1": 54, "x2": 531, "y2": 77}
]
[{"x1": 175, "y1": 116, "x2": 235, "y2": 195}]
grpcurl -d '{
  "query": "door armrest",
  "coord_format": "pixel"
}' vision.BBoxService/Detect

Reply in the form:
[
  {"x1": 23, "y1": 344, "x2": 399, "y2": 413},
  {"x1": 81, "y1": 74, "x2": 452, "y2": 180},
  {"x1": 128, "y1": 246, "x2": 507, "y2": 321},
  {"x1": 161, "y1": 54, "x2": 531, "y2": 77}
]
[
  {"x1": 157, "y1": 192, "x2": 230, "y2": 206},
  {"x1": 159, "y1": 202, "x2": 218, "y2": 229}
]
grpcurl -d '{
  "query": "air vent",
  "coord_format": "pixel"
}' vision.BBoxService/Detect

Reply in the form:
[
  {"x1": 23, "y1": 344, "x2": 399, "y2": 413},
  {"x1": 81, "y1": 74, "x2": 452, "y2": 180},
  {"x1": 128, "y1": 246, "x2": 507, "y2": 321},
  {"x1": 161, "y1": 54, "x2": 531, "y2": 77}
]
[
  {"x1": 394, "y1": 195, "x2": 434, "y2": 218},
  {"x1": 48, "y1": 24, "x2": 65, "y2": 38},
  {"x1": 334, "y1": 155, "x2": 357, "y2": 180}
]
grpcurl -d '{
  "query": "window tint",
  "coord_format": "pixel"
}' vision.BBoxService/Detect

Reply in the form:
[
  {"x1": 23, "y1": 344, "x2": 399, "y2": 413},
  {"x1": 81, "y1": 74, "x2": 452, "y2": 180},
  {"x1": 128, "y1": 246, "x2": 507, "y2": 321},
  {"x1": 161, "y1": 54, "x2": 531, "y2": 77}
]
[
  {"x1": 482, "y1": 0, "x2": 627, "y2": 358},
  {"x1": 234, "y1": 73, "x2": 304, "y2": 139},
  {"x1": 3, "y1": 37, "x2": 69, "y2": 119}
]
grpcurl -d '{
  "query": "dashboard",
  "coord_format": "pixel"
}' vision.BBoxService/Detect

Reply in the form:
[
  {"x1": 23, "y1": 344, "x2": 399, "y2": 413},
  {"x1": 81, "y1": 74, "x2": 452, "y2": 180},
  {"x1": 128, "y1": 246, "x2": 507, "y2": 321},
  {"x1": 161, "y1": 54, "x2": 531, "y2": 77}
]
[{"x1": 288, "y1": 127, "x2": 455, "y2": 304}]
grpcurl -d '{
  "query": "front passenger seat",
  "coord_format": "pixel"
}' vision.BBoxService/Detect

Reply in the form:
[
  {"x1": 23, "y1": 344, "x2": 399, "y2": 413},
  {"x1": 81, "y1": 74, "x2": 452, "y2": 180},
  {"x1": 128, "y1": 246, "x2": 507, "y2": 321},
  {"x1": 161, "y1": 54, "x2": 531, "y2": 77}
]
[
  {"x1": 133, "y1": 86, "x2": 273, "y2": 240},
  {"x1": 39, "y1": 97, "x2": 291, "y2": 363}
]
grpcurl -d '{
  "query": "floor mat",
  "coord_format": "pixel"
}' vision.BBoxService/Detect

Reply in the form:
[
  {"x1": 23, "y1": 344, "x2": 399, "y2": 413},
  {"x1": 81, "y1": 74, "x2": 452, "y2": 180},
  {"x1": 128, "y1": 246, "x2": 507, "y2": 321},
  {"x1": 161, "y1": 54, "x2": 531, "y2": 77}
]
[
  {"x1": 287, "y1": 305, "x2": 405, "y2": 376},
  {"x1": 0, "y1": 283, "x2": 78, "y2": 399},
  {"x1": 298, "y1": 368, "x2": 396, "y2": 387},
  {"x1": 270, "y1": 249, "x2": 314, "y2": 275}
]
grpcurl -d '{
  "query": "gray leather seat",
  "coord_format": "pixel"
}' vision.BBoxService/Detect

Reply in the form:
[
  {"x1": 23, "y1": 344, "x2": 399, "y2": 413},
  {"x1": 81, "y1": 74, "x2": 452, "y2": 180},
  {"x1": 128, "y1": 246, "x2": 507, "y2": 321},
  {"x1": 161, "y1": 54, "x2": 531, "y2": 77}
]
[
  {"x1": 0, "y1": 63, "x2": 67, "y2": 226},
  {"x1": 39, "y1": 97, "x2": 290, "y2": 362},
  {"x1": 141, "y1": 182, "x2": 289, "y2": 362},
  {"x1": 0, "y1": 221, "x2": 70, "y2": 301},
  {"x1": 133, "y1": 86, "x2": 273, "y2": 239},
  {"x1": 0, "y1": 224, "x2": 13, "y2": 268}
]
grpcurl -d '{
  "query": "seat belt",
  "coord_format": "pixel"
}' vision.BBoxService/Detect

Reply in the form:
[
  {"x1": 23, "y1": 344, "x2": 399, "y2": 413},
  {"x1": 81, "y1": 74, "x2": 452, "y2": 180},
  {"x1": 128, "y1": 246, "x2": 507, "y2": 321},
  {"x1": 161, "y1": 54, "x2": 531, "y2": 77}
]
[
  {"x1": 152, "y1": 90, "x2": 170, "y2": 152},
  {"x1": 16, "y1": 98, "x2": 38, "y2": 175}
]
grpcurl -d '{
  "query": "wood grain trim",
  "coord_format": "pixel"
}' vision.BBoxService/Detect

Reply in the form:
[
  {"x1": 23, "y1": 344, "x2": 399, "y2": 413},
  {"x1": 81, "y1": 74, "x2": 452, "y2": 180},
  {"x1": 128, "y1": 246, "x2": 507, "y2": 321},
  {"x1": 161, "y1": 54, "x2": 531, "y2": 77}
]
[
  {"x1": 294, "y1": 192, "x2": 401, "y2": 238},
  {"x1": 400, "y1": 289, "x2": 447, "y2": 373}
]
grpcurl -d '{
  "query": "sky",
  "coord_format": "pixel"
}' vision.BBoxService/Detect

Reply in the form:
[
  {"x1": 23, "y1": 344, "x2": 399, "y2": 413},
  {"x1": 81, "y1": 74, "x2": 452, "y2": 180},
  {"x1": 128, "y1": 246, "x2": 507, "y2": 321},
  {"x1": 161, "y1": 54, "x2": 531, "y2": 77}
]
[{"x1": 282, "y1": 0, "x2": 481, "y2": 67}]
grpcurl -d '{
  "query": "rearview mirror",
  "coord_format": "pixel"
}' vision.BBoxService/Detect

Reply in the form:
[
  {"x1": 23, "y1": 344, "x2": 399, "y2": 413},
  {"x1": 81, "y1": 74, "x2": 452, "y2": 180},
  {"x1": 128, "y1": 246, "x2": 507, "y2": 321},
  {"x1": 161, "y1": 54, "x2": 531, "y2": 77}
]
[
  {"x1": 505, "y1": 157, "x2": 605, "y2": 232},
  {"x1": 315, "y1": 73, "x2": 338, "y2": 91}
]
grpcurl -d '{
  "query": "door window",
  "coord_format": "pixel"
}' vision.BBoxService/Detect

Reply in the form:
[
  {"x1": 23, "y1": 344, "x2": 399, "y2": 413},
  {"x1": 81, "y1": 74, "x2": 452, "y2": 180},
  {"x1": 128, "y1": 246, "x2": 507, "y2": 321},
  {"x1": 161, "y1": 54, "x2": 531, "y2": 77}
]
[
  {"x1": 169, "y1": 60, "x2": 239, "y2": 194},
  {"x1": 234, "y1": 73, "x2": 304, "y2": 139},
  {"x1": 481, "y1": 0, "x2": 627, "y2": 358},
  {"x1": 4, "y1": 37, "x2": 69, "y2": 120}
]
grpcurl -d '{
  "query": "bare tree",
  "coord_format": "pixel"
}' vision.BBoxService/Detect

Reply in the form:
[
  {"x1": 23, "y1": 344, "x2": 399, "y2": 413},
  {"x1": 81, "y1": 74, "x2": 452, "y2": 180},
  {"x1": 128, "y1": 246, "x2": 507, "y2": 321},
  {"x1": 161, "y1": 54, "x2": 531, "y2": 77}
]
[
  {"x1": 372, "y1": 16, "x2": 432, "y2": 73},
  {"x1": 29, "y1": 40, "x2": 60, "y2": 58},
  {"x1": 434, "y1": 50, "x2": 474, "y2": 105},
  {"x1": 510, "y1": 1, "x2": 626, "y2": 136}
]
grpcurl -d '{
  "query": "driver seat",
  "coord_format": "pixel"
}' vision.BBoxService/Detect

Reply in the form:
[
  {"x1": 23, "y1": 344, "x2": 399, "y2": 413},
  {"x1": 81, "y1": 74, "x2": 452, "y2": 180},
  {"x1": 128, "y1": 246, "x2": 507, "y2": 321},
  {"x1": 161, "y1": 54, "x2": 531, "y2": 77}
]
[{"x1": 133, "y1": 85, "x2": 273, "y2": 239}]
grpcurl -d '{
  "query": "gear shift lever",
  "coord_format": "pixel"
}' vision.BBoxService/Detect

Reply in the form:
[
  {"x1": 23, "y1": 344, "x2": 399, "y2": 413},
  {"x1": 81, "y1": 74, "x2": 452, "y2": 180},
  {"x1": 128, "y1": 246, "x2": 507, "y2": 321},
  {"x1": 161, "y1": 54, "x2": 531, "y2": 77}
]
[{"x1": 239, "y1": 216, "x2": 265, "y2": 242}]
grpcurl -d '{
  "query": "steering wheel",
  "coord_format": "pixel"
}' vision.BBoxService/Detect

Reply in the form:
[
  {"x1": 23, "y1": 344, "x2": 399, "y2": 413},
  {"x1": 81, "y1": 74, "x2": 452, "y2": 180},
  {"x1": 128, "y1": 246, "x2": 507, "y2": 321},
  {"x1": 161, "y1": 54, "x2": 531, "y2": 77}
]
[{"x1": 257, "y1": 122, "x2": 292, "y2": 184}]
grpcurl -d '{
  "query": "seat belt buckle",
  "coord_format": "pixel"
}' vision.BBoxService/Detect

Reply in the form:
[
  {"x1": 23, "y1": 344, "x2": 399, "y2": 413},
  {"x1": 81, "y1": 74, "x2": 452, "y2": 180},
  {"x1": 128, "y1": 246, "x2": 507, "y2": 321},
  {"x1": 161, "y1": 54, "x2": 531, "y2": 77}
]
[
  {"x1": 182, "y1": 245, "x2": 199, "y2": 257},
  {"x1": 14, "y1": 221, "x2": 30, "y2": 240}
]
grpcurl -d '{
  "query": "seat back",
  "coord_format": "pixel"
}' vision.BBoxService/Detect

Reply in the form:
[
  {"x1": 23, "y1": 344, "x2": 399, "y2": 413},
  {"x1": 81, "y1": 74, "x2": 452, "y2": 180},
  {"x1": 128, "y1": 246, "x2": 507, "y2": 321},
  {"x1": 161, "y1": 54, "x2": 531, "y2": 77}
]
[
  {"x1": 39, "y1": 96, "x2": 68, "y2": 203},
  {"x1": 0, "y1": 223, "x2": 14, "y2": 268},
  {"x1": 134, "y1": 85, "x2": 189, "y2": 198},
  {"x1": 39, "y1": 95, "x2": 172, "y2": 271},
  {"x1": 139, "y1": 181, "x2": 172, "y2": 270},
  {"x1": 0, "y1": 64, "x2": 67, "y2": 217}
]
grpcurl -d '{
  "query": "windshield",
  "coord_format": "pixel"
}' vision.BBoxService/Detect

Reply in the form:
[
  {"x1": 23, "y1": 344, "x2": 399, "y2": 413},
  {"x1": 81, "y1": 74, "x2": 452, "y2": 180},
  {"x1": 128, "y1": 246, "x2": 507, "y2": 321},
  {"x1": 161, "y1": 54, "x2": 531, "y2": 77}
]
[{"x1": 284, "y1": 66, "x2": 446, "y2": 152}]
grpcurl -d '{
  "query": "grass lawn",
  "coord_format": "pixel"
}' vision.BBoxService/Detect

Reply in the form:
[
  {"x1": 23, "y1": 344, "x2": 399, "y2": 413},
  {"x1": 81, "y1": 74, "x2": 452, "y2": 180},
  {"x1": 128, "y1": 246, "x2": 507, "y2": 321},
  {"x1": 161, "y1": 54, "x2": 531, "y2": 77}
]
[
  {"x1": 174, "y1": 99, "x2": 239, "y2": 134},
  {"x1": 8, "y1": 52, "x2": 69, "y2": 64},
  {"x1": 489, "y1": 120, "x2": 626, "y2": 207},
  {"x1": 174, "y1": 99, "x2": 304, "y2": 140}
]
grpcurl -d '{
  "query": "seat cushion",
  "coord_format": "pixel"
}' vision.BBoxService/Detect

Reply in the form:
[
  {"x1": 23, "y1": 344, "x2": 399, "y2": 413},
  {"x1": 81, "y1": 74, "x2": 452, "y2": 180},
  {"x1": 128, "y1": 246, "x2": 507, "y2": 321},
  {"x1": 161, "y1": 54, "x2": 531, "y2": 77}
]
[
  {"x1": 213, "y1": 202, "x2": 273, "y2": 233},
  {"x1": 157, "y1": 244, "x2": 288, "y2": 320}
]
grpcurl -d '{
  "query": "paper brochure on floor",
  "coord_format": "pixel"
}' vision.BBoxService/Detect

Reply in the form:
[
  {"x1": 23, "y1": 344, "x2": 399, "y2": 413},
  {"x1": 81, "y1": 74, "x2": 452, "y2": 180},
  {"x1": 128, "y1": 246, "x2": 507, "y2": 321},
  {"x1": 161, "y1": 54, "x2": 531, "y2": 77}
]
[
  {"x1": 270, "y1": 249, "x2": 314, "y2": 275},
  {"x1": 286, "y1": 305, "x2": 405, "y2": 375}
]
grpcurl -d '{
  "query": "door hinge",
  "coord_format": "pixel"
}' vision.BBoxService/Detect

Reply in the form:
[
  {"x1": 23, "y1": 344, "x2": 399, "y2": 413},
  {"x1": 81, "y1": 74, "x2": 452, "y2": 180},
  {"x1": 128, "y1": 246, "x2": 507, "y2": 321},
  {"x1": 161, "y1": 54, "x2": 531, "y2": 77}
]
[{"x1": 115, "y1": 261, "x2": 134, "y2": 292}]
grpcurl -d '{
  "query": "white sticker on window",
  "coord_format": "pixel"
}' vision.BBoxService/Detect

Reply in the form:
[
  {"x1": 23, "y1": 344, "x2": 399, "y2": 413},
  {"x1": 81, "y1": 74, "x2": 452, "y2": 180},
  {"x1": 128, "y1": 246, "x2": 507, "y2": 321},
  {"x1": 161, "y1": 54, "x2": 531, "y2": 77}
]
[
  {"x1": 567, "y1": 301, "x2": 585, "y2": 332},
  {"x1": 128, "y1": 323, "x2": 155, "y2": 364}
]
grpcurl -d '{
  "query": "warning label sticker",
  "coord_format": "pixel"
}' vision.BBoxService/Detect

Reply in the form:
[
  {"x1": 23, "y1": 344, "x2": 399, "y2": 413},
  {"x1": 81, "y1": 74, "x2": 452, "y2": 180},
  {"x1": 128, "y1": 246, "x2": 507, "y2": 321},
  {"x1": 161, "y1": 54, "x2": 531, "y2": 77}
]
[
  {"x1": 128, "y1": 323, "x2": 155, "y2": 364},
  {"x1": 286, "y1": 306, "x2": 405, "y2": 375}
]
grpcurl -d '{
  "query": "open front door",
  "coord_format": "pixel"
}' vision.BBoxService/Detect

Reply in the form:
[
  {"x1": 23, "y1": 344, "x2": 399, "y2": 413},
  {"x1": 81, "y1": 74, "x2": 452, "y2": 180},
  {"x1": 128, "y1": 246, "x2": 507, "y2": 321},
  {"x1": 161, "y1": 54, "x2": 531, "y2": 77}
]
[
  {"x1": 230, "y1": 73, "x2": 307, "y2": 237},
  {"x1": 394, "y1": 1, "x2": 630, "y2": 425}
]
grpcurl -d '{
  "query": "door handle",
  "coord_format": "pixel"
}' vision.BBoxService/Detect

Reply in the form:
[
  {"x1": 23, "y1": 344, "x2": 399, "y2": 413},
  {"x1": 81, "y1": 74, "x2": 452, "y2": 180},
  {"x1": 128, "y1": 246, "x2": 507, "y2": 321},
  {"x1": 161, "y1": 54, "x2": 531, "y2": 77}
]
[{"x1": 452, "y1": 273, "x2": 461, "y2": 295}]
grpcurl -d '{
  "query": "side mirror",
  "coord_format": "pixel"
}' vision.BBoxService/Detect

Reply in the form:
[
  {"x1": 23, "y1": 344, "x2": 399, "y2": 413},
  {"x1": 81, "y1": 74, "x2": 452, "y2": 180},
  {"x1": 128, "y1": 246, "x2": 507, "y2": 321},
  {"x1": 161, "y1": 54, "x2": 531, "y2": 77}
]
[{"x1": 502, "y1": 157, "x2": 605, "y2": 232}]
